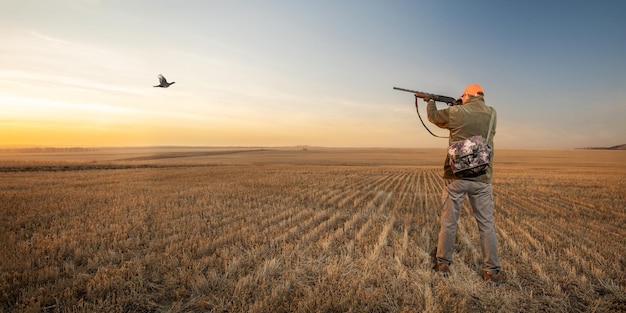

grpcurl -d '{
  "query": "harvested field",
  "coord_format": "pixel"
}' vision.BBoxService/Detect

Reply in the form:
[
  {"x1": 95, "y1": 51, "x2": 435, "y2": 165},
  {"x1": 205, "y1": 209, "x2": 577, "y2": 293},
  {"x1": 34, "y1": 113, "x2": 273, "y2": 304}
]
[{"x1": 1, "y1": 148, "x2": 625, "y2": 312}]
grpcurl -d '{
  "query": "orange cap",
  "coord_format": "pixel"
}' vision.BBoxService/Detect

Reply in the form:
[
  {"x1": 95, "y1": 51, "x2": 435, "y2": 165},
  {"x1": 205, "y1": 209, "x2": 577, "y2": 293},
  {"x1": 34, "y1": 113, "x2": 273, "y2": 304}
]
[{"x1": 460, "y1": 84, "x2": 485, "y2": 104}]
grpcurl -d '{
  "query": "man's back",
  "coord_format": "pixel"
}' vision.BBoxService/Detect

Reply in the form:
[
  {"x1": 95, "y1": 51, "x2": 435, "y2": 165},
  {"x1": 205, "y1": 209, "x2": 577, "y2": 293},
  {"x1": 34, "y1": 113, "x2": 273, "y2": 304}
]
[
  {"x1": 447, "y1": 98, "x2": 496, "y2": 146},
  {"x1": 427, "y1": 97, "x2": 497, "y2": 183}
]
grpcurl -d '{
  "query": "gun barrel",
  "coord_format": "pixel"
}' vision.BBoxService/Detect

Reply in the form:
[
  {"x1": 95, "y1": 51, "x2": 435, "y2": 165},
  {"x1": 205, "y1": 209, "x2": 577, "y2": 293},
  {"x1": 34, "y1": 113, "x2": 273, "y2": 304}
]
[{"x1": 393, "y1": 87, "x2": 421, "y2": 94}]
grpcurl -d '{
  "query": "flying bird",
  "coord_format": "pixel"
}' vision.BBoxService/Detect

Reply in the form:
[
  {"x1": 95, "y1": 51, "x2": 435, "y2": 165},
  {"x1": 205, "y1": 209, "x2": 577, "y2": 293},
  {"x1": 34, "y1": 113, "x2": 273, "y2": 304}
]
[{"x1": 153, "y1": 74, "x2": 175, "y2": 88}]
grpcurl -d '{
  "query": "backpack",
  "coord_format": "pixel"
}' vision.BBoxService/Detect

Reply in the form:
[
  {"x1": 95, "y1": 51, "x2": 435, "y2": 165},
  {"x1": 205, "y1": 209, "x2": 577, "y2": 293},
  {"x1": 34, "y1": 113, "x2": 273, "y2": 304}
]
[{"x1": 447, "y1": 108, "x2": 495, "y2": 177}]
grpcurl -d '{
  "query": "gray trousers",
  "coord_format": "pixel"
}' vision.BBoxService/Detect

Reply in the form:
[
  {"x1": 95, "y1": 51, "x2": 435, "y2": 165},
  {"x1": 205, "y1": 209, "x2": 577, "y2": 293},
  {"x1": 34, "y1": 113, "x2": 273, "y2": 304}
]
[{"x1": 436, "y1": 179, "x2": 501, "y2": 272}]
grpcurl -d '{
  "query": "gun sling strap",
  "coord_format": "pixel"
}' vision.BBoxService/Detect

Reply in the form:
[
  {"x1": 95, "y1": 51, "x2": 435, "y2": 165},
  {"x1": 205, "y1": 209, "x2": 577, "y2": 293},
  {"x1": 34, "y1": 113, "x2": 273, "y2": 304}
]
[
  {"x1": 414, "y1": 95, "x2": 448, "y2": 138},
  {"x1": 485, "y1": 107, "x2": 495, "y2": 143}
]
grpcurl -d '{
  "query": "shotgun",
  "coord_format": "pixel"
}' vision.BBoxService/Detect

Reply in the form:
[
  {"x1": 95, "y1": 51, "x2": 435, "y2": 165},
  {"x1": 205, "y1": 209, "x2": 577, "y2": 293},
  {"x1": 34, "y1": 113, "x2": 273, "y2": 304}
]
[{"x1": 393, "y1": 87, "x2": 461, "y2": 106}]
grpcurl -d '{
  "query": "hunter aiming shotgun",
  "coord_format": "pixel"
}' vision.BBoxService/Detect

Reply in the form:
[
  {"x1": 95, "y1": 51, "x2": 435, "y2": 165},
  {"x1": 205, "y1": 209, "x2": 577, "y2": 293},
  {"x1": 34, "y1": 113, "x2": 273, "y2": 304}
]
[{"x1": 393, "y1": 87, "x2": 461, "y2": 106}]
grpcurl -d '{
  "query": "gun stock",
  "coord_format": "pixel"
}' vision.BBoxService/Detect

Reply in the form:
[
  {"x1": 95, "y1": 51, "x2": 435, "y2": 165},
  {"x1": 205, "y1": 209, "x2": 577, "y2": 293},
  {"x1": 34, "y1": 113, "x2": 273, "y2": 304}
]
[{"x1": 393, "y1": 87, "x2": 460, "y2": 106}]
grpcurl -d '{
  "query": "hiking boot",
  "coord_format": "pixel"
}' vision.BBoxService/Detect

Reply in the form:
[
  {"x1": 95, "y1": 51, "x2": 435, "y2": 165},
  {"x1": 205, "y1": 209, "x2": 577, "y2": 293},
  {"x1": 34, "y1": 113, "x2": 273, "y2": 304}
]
[
  {"x1": 433, "y1": 262, "x2": 450, "y2": 277},
  {"x1": 483, "y1": 270, "x2": 507, "y2": 285}
]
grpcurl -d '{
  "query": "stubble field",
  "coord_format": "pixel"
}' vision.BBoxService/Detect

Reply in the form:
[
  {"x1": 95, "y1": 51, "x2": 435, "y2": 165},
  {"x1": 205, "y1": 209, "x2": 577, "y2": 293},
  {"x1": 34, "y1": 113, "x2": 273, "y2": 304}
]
[{"x1": 1, "y1": 147, "x2": 625, "y2": 312}]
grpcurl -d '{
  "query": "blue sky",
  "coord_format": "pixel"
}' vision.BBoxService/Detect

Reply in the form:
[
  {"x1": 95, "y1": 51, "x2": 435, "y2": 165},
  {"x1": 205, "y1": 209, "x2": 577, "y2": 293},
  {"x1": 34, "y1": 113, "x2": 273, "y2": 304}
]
[{"x1": 1, "y1": 0, "x2": 625, "y2": 148}]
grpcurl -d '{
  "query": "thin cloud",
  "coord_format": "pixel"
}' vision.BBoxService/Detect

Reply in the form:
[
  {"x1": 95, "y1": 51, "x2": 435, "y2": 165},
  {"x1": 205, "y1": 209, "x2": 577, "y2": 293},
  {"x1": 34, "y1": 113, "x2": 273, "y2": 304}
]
[
  {"x1": 20, "y1": 29, "x2": 73, "y2": 45},
  {"x1": 0, "y1": 94, "x2": 212, "y2": 123},
  {"x1": 0, "y1": 69, "x2": 151, "y2": 96}
]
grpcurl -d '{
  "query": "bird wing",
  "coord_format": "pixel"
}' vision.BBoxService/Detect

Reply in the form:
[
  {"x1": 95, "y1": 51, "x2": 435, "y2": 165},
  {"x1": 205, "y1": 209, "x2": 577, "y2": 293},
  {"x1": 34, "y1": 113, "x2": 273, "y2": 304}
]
[{"x1": 158, "y1": 74, "x2": 167, "y2": 84}]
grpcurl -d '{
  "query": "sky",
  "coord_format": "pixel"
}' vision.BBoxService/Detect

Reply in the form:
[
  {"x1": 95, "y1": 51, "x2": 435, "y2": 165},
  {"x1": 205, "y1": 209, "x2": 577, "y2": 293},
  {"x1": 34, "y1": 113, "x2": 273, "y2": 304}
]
[{"x1": 1, "y1": 0, "x2": 625, "y2": 149}]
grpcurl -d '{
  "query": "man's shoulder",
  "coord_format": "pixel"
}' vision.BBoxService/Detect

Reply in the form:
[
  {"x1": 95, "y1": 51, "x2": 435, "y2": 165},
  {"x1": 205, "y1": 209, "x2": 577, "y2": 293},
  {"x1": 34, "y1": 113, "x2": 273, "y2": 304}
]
[
  {"x1": 465, "y1": 100, "x2": 493, "y2": 113},
  {"x1": 448, "y1": 105, "x2": 463, "y2": 114}
]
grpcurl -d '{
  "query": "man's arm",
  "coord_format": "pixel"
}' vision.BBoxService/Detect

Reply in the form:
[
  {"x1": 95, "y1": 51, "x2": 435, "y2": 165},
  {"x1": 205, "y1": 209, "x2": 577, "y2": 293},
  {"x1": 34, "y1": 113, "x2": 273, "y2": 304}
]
[{"x1": 426, "y1": 99, "x2": 450, "y2": 129}]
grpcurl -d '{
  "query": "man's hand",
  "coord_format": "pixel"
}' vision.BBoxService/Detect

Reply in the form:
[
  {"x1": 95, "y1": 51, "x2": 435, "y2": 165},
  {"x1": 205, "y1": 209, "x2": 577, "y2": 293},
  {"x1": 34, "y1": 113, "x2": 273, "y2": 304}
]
[{"x1": 422, "y1": 93, "x2": 433, "y2": 102}]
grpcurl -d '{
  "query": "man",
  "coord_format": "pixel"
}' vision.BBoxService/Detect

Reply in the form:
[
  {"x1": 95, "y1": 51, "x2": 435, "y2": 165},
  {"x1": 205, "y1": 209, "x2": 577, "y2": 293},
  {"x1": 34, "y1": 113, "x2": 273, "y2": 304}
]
[{"x1": 425, "y1": 84, "x2": 507, "y2": 285}]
